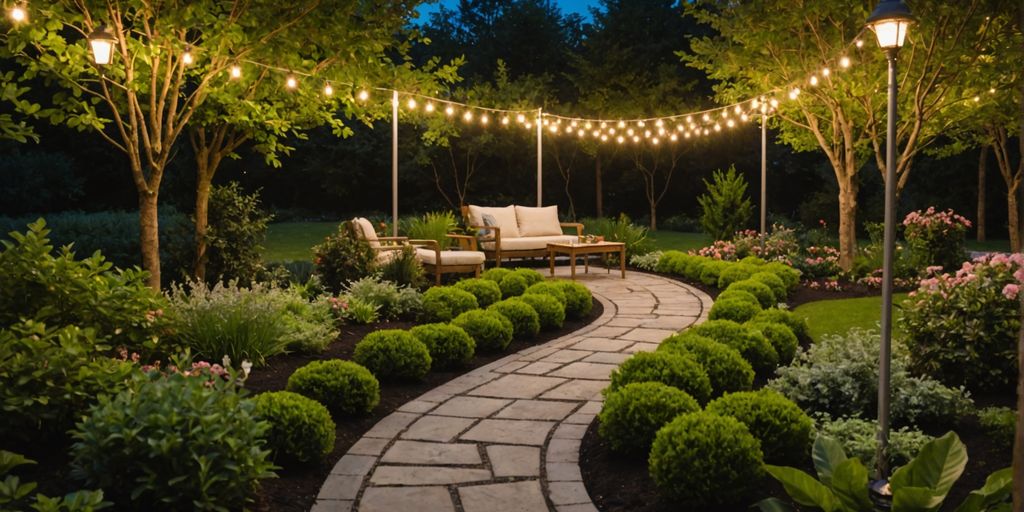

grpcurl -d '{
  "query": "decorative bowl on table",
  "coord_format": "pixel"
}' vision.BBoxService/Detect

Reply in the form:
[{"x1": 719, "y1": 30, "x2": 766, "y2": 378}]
[{"x1": 579, "y1": 234, "x2": 604, "y2": 244}]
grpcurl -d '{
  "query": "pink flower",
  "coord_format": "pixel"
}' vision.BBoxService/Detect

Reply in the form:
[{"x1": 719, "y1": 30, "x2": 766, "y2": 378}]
[{"x1": 1002, "y1": 283, "x2": 1019, "y2": 300}]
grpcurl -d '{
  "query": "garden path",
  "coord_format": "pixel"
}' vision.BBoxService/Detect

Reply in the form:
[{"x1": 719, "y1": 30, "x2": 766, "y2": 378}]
[{"x1": 311, "y1": 267, "x2": 711, "y2": 512}]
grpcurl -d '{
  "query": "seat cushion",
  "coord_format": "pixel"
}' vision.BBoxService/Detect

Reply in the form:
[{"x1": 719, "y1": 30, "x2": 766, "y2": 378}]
[
  {"x1": 467, "y1": 205, "x2": 521, "y2": 238},
  {"x1": 375, "y1": 249, "x2": 400, "y2": 265},
  {"x1": 515, "y1": 205, "x2": 563, "y2": 237},
  {"x1": 353, "y1": 217, "x2": 380, "y2": 248},
  {"x1": 480, "y1": 235, "x2": 578, "y2": 251},
  {"x1": 416, "y1": 248, "x2": 486, "y2": 266}
]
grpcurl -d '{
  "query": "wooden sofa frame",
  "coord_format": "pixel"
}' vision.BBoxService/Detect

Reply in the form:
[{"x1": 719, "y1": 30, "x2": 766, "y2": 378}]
[{"x1": 459, "y1": 206, "x2": 583, "y2": 267}]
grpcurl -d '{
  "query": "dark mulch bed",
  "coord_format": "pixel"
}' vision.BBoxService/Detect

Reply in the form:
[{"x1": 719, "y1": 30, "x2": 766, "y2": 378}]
[{"x1": 251, "y1": 300, "x2": 604, "y2": 512}]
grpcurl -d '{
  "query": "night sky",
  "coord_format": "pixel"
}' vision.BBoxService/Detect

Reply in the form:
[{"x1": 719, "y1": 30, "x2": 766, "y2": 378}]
[{"x1": 416, "y1": 0, "x2": 602, "y2": 22}]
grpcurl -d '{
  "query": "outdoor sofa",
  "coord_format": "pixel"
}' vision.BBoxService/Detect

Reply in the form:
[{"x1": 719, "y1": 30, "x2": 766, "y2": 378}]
[{"x1": 461, "y1": 205, "x2": 583, "y2": 266}]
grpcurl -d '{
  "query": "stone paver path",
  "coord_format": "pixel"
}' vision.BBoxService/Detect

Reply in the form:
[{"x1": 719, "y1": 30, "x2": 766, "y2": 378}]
[{"x1": 312, "y1": 267, "x2": 712, "y2": 512}]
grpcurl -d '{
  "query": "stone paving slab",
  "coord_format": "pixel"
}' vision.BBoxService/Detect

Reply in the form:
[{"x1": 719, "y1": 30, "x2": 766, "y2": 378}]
[
  {"x1": 460, "y1": 419, "x2": 555, "y2": 445},
  {"x1": 459, "y1": 480, "x2": 548, "y2": 512},
  {"x1": 380, "y1": 440, "x2": 482, "y2": 465},
  {"x1": 359, "y1": 487, "x2": 454, "y2": 512},
  {"x1": 487, "y1": 445, "x2": 541, "y2": 477}
]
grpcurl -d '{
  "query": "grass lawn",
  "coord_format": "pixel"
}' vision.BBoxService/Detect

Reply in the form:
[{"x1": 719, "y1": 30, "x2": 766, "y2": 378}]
[
  {"x1": 264, "y1": 221, "x2": 337, "y2": 262},
  {"x1": 793, "y1": 293, "x2": 909, "y2": 342},
  {"x1": 648, "y1": 230, "x2": 709, "y2": 253}
]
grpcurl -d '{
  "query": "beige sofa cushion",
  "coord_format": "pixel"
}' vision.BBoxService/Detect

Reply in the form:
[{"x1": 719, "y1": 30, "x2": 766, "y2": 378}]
[
  {"x1": 416, "y1": 248, "x2": 486, "y2": 266},
  {"x1": 353, "y1": 217, "x2": 380, "y2": 248},
  {"x1": 480, "y1": 234, "x2": 577, "y2": 251},
  {"x1": 467, "y1": 205, "x2": 521, "y2": 238},
  {"x1": 515, "y1": 206, "x2": 562, "y2": 237}
]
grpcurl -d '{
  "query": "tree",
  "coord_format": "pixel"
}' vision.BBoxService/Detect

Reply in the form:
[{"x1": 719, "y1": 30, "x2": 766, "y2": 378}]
[
  {"x1": 688, "y1": 0, "x2": 1004, "y2": 270},
  {"x1": 698, "y1": 165, "x2": 753, "y2": 240}
]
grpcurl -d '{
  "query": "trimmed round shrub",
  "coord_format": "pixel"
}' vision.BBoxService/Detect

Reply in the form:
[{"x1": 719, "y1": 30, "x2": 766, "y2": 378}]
[
  {"x1": 498, "y1": 273, "x2": 529, "y2": 298},
  {"x1": 689, "y1": 320, "x2": 778, "y2": 375},
  {"x1": 513, "y1": 268, "x2": 544, "y2": 286},
  {"x1": 705, "y1": 389, "x2": 813, "y2": 465},
  {"x1": 715, "y1": 289, "x2": 760, "y2": 307},
  {"x1": 609, "y1": 351, "x2": 712, "y2": 404},
  {"x1": 488, "y1": 298, "x2": 541, "y2": 339},
  {"x1": 421, "y1": 286, "x2": 478, "y2": 322},
  {"x1": 740, "y1": 256, "x2": 766, "y2": 265},
  {"x1": 648, "y1": 412, "x2": 764, "y2": 505},
  {"x1": 523, "y1": 281, "x2": 567, "y2": 305},
  {"x1": 353, "y1": 329, "x2": 432, "y2": 380},
  {"x1": 725, "y1": 279, "x2": 775, "y2": 308},
  {"x1": 517, "y1": 293, "x2": 566, "y2": 330},
  {"x1": 254, "y1": 391, "x2": 336, "y2": 464},
  {"x1": 453, "y1": 278, "x2": 502, "y2": 308},
  {"x1": 683, "y1": 257, "x2": 709, "y2": 281},
  {"x1": 717, "y1": 264, "x2": 754, "y2": 289},
  {"x1": 555, "y1": 280, "x2": 594, "y2": 319},
  {"x1": 745, "y1": 321, "x2": 798, "y2": 365},
  {"x1": 763, "y1": 262, "x2": 801, "y2": 291},
  {"x1": 752, "y1": 308, "x2": 809, "y2": 342},
  {"x1": 409, "y1": 323, "x2": 476, "y2": 369},
  {"x1": 659, "y1": 332, "x2": 754, "y2": 396},
  {"x1": 286, "y1": 359, "x2": 381, "y2": 416},
  {"x1": 709, "y1": 298, "x2": 762, "y2": 323},
  {"x1": 750, "y1": 271, "x2": 787, "y2": 301},
  {"x1": 481, "y1": 267, "x2": 513, "y2": 283},
  {"x1": 598, "y1": 382, "x2": 700, "y2": 455},
  {"x1": 698, "y1": 260, "x2": 729, "y2": 287},
  {"x1": 452, "y1": 310, "x2": 514, "y2": 352}
]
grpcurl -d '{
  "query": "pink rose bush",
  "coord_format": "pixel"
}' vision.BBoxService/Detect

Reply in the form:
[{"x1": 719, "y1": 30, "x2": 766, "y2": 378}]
[{"x1": 902, "y1": 207, "x2": 971, "y2": 271}]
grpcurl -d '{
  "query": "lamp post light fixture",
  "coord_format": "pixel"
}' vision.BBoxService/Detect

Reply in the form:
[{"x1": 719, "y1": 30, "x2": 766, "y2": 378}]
[
  {"x1": 866, "y1": 0, "x2": 913, "y2": 503},
  {"x1": 87, "y1": 25, "x2": 117, "y2": 66}
]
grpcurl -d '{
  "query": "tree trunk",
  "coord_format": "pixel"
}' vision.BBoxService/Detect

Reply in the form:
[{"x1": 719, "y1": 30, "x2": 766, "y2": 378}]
[
  {"x1": 1010, "y1": 184, "x2": 1020, "y2": 253},
  {"x1": 836, "y1": 175, "x2": 859, "y2": 271},
  {"x1": 194, "y1": 168, "x2": 213, "y2": 282},
  {"x1": 977, "y1": 146, "x2": 987, "y2": 242},
  {"x1": 595, "y1": 154, "x2": 603, "y2": 218},
  {"x1": 138, "y1": 190, "x2": 161, "y2": 289},
  {"x1": 649, "y1": 200, "x2": 657, "y2": 231}
]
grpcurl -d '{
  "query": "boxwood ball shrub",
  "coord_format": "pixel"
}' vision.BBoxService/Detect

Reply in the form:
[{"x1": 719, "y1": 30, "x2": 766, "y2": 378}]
[
  {"x1": 725, "y1": 279, "x2": 775, "y2": 308},
  {"x1": 286, "y1": 359, "x2": 381, "y2": 416},
  {"x1": 689, "y1": 320, "x2": 778, "y2": 376},
  {"x1": 523, "y1": 281, "x2": 568, "y2": 305},
  {"x1": 715, "y1": 289, "x2": 760, "y2": 307},
  {"x1": 409, "y1": 323, "x2": 475, "y2": 369},
  {"x1": 517, "y1": 293, "x2": 566, "y2": 330},
  {"x1": 648, "y1": 412, "x2": 764, "y2": 505},
  {"x1": 254, "y1": 391, "x2": 336, "y2": 464},
  {"x1": 421, "y1": 286, "x2": 478, "y2": 322},
  {"x1": 705, "y1": 389, "x2": 813, "y2": 466},
  {"x1": 556, "y1": 280, "x2": 594, "y2": 319},
  {"x1": 608, "y1": 351, "x2": 712, "y2": 404},
  {"x1": 453, "y1": 278, "x2": 502, "y2": 308},
  {"x1": 717, "y1": 264, "x2": 754, "y2": 289},
  {"x1": 683, "y1": 256, "x2": 709, "y2": 281},
  {"x1": 488, "y1": 298, "x2": 541, "y2": 339},
  {"x1": 751, "y1": 308, "x2": 810, "y2": 342},
  {"x1": 513, "y1": 268, "x2": 544, "y2": 286},
  {"x1": 353, "y1": 329, "x2": 432, "y2": 381},
  {"x1": 452, "y1": 310, "x2": 514, "y2": 352},
  {"x1": 745, "y1": 321, "x2": 798, "y2": 365},
  {"x1": 598, "y1": 382, "x2": 700, "y2": 455},
  {"x1": 481, "y1": 267, "x2": 512, "y2": 283},
  {"x1": 750, "y1": 271, "x2": 787, "y2": 301},
  {"x1": 698, "y1": 260, "x2": 729, "y2": 287},
  {"x1": 658, "y1": 332, "x2": 754, "y2": 396},
  {"x1": 708, "y1": 297, "x2": 762, "y2": 323},
  {"x1": 498, "y1": 273, "x2": 529, "y2": 298},
  {"x1": 763, "y1": 262, "x2": 802, "y2": 291}
]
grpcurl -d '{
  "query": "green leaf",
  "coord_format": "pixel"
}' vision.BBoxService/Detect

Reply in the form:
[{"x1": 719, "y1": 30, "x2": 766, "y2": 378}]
[
  {"x1": 830, "y1": 458, "x2": 872, "y2": 512},
  {"x1": 893, "y1": 486, "x2": 947, "y2": 512},
  {"x1": 764, "y1": 464, "x2": 840, "y2": 512},
  {"x1": 890, "y1": 431, "x2": 967, "y2": 508},
  {"x1": 755, "y1": 497, "x2": 797, "y2": 512},
  {"x1": 812, "y1": 435, "x2": 848, "y2": 485},
  {"x1": 953, "y1": 467, "x2": 1013, "y2": 512}
]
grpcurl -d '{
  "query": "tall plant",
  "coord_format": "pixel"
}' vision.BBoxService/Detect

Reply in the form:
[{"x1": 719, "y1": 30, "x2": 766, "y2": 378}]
[{"x1": 698, "y1": 165, "x2": 753, "y2": 241}]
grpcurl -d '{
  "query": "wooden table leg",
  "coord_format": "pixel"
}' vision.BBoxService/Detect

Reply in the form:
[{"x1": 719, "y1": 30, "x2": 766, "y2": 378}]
[
  {"x1": 570, "y1": 248, "x2": 577, "y2": 279},
  {"x1": 549, "y1": 248, "x2": 555, "y2": 276},
  {"x1": 585, "y1": 252, "x2": 589, "y2": 274},
  {"x1": 620, "y1": 246, "x2": 626, "y2": 278}
]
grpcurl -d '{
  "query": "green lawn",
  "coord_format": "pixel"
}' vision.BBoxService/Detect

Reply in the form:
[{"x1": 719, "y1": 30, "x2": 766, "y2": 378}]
[
  {"x1": 264, "y1": 221, "x2": 337, "y2": 262},
  {"x1": 793, "y1": 293, "x2": 909, "y2": 342},
  {"x1": 648, "y1": 230, "x2": 710, "y2": 253}
]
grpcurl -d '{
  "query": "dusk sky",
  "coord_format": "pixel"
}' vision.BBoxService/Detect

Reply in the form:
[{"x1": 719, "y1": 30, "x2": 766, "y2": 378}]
[{"x1": 416, "y1": 0, "x2": 602, "y2": 23}]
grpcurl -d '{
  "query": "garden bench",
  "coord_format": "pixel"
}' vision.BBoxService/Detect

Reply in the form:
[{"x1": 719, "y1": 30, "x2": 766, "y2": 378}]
[
  {"x1": 461, "y1": 205, "x2": 583, "y2": 267},
  {"x1": 352, "y1": 217, "x2": 485, "y2": 285}
]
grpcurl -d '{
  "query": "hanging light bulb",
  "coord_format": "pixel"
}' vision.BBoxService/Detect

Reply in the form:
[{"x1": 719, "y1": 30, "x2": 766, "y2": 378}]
[
  {"x1": 840, "y1": 56, "x2": 851, "y2": 68},
  {"x1": 741, "y1": 113, "x2": 749, "y2": 122},
  {"x1": 570, "y1": 120, "x2": 578, "y2": 128},
  {"x1": 726, "y1": 119, "x2": 735, "y2": 128},
  {"x1": 406, "y1": 98, "x2": 417, "y2": 110},
  {"x1": 686, "y1": 116, "x2": 693, "y2": 124},
  {"x1": 676, "y1": 124, "x2": 684, "y2": 132},
  {"x1": 652, "y1": 137, "x2": 660, "y2": 145},
  {"x1": 616, "y1": 136, "x2": 625, "y2": 144},
  {"x1": 566, "y1": 126, "x2": 574, "y2": 134},
  {"x1": 285, "y1": 75, "x2": 298, "y2": 89},
  {"x1": 703, "y1": 128, "x2": 710, "y2": 135},
  {"x1": 463, "y1": 110, "x2": 473, "y2": 122},
  {"x1": 822, "y1": 67, "x2": 831, "y2": 77},
  {"x1": 702, "y1": 113, "x2": 710, "y2": 122},
  {"x1": 609, "y1": 127, "x2": 616, "y2": 135},
  {"x1": 584, "y1": 122, "x2": 592, "y2": 130},
  {"x1": 481, "y1": 113, "x2": 489, "y2": 124},
  {"x1": 617, "y1": 120, "x2": 626, "y2": 128},
  {"x1": 600, "y1": 134, "x2": 608, "y2": 142},
  {"x1": 657, "y1": 127, "x2": 665, "y2": 136},
  {"x1": 550, "y1": 125, "x2": 558, "y2": 133},
  {"x1": 525, "y1": 121, "x2": 532, "y2": 129},
  {"x1": 684, "y1": 131, "x2": 691, "y2": 139},
  {"x1": 855, "y1": 39, "x2": 864, "y2": 48},
  {"x1": 446, "y1": 105, "x2": 456, "y2": 116},
  {"x1": 734, "y1": 105, "x2": 742, "y2": 115},
  {"x1": 182, "y1": 46, "x2": 194, "y2": 65},
  {"x1": 809, "y1": 75, "x2": 819, "y2": 86},
  {"x1": 577, "y1": 129, "x2": 585, "y2": 138},
  {"x1": 357, "y1": 90, "x2": 370, "y2": 101},
  {"x1": 516, "y1": 113, "x2": 526, "y2": 123},
  {"x1": 425, "y1": 102, "x2": 435, "y2": 113},
  {"x1": 229, "y1": 65, "x2": 242, "y2": 79},
  {"x1": 600, "y1": 121, "x2": 608, "y2": 129},
  {"x1": 323, "y1": 83, "x2": 334, "y2": 96},
  {"x1": 644, "y1": 130, "x2": 652, "y2": 138},
  {"x1": 502, "y1": 116, "x2": 510, "y2": 125},
  {"x1": 655, "y1": 119, "x2": 664, "y2": 127},
  {"x1": 627, "y1": 128, "x2": 635, "y2": 136},
  {"x1": 638, "y1": 120, "x2": 646, "y2": 128},
  {"x1": 543, "y1": 118, "x2": 550, "y2": 126},
  {"x1": 714, "y1": 123, "x2": 721, "y2": 132},
  {"x1": 8, "y1": 3, "x2": 27, "y2": 23},
  {"x1": 788, "y1": 88, "x2": 800, "y2": 100},
  {"x1": 722, "y1": 110, "x2": 729, "y2": 119},
  {"x1": 770, "y1": 98, "x2": 779, "y2": 108},
  {"x1": 632, "y1": 135, "x2": 640, "y2": 143},
  {"x1": 752, "y1": 98, "x2": 761, "y2": 109},
  {"x1": 592, "y1": 129, "x2": 600, "y2": 137},
  {"x1": 670, "y1": 133, "x2": 678, "y2": 142}
]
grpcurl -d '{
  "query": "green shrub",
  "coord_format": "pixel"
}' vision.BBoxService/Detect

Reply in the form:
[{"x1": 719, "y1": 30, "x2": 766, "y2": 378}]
[
  {"x1": 683, "y1": 256, "x2": 710, "y2": 281},
  {"x1": 740, "y1": 255, "x2": 766, "y2": 265},
  {"x1": 340, "y1": 297, "x2": 380, "y2": 324},
  {"x1": 278, "y1": 293, "x2": 338, "y2": 354},
  {"x1": 751, "y1": 308, "x2": 809, "y2": 342},
  {"x1": 903, "y1": 207, "x2": 970, "y2": 271},
  {"x1": 648, "y1": 412, "x2": 763, "y2": 505},
  {"x1": 254, "y1": 391, "x2": 336, "y2": 464},
  {"x1": 725, "y1": 279, "x2": 775, "y2": 308},
  {"x1": 403, "y1": 211, "x2": 457, "y2": 250},
  {"x1": 344, "y1": 275, "x2": 404, "y2": 319},
  {"x1": 452, "y1": 310, "x2": 514, "y2": 353},
  {"x1": 715, "y1": 289, "x2": 760, "y2": 307},
  {"x1": 488, "y1": 298, "x2": 541, "y2": 339},
  {"x1": 420, "y1": 286, "x2": 478, "y2": 322},
  {"x1": 554, "y1": 280, "x2": 594, "y2": 319},
  {"x1": 745, "y1": 321, "x2": 798, "y2": 365},
  {"x1": 654, "y1": 250, "x2": 686, "y2": 273},
  {"x1": 717, "y1": 264, "x2": 754, "y2": 289},
  {"x1": 70, "y1": 370, "x2": 275, "y2": 509},
  {"x1": 658, "y1": 332, "x2": 753, "y2": 396},
  {"x1": 517, "y1": 293, "x2": 566, "y2": 330},
  {"x1": 977, "y1": 407, "x2": 1015, "y2": 448},
  {"x1": 697, "y1": 166, "x2": 754, "y2": 241},
  {"x1": 410, "y1": 323, "x2": 475, "y2": 368},
  {"x1": 750, "y1": 271, "x2": 787, "y2": 301},
  {"x1": 286, "y1": 359, "x2": 381, "y2": 416},
  {"x1": 523, "y1": 281, "x2": 568, "y2": 306},
  {"x1": 609, "y1": 351, "x2": 712, "y2": 404},
  {"x1": 631, "y1": 250, "x2": 663, "y2": 271},
  {"x1": 598, "y1": 382, "x2": 700, "y2": 455},
  {"x1": 204, "y1": 182, "x2": 274, "y2": 285},
  {"x1": 454, "y1": 278, "x2": 502, "y2": 308},
  {"x1": 698, "y1": 260, "x2": 729, "y2": 286},
  {"x1": 689, "y1": 320, "x2": 778, "y2": 376},
  {"x1": 513, "y1": 268, "x2": 545, "y2": 286},
  {"x1": 378, "y1": 245, "x2": 427, "y2": 289},
  {"x1": 353, "y1": 330, "x2": 432, "y2": 380},
  {"x1": 498, "y1": 273, "x2": 529, "y2": 298},
  {"x1": 313, "y1": 223, "x2": 376, "y2": 294},
  {"x1": 815, "y1": 415, "x2": 933, "y2": 469},
  {"x1": 708, "y1": 298, "x2": 761, "y2": 323},
  {"x1": 481, "y1": 267, "x2": 512, "y2": 283},
  {"x1": 762, "y1": 262, "x2": 801, "y2": 291},
  {"x1": 706, "y1": 390, "x2": 813, "y2": 465},
  {"x1": 580, "y1": 213, "x2": 655, "y2": 259},
  {"x1": 0, "y1": 449, "x2": 108, "y2": 511}
]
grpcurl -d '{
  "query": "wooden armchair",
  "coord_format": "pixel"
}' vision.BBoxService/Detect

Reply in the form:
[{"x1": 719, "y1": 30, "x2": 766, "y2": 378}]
[{"x1": 352, "y1": 218, "x2": 485, "y2": 285}]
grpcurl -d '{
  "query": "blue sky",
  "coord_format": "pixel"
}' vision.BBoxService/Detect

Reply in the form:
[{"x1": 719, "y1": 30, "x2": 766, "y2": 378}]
[{"x1": 416, "y1": 0, "x2": 602, "y2": 23}]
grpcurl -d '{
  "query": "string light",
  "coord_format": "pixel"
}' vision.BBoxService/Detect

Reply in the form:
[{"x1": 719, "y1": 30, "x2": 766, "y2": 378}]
[
  {"x1": 714, "y1": 123, "x2": 722, "y2": 132},
  {"x1": 670, "y1": 133, "x2": 678, "y2": 142},
  {"x1": 229, "y1": 65, "x2": 242, "y2": 79},
  {"x1": 809, "y1": 75, "x2": 819, "y2": 86},
  {"x1": 740, "y1": 113, "x2": 749, "y2": 122},
  {"x1": 616, "y1": 136, "x2": 625, "y2": 144},
  {"x1": 425, "y1": 102, "x2": 435, "y2": 113},
  {"x1": 840, "y1": 56, "x2": 851, "y2": 68},
  {"x1": 182, "y1": 46, "x2": 194, "y2": 65},
  {"x1": 855, "y1": 39, "x2": 864, "y2": 48},
  {"x1": 406, "y1": 98, "x2": 417, "y2": 110},
  {"x1": 600, "y1": 134, "x2": 608, "y2": 142},
  {"x1": 726, "y1": 119, "x2": 735, "y2": 128},
  {"x1": 445, "y1": 105, "x2": 455, "y2": 116},
  {"x1": 524, "y1": 121, "x2": 532, "y2": 129},
  {"x1": 516, "y1": 113, "x2": 526, "y2": 123},
  {"x1": 788, "y1": 88, "x2": 801, "y2": 100},
  {"x1": 462, "y1": 110, "x2": 473, "y2": 122},
  {"x1": 652, "y1": 137, "x2": 660, "y2": 145},
  {"x1": 822, "y1": 67, "x2": 831, "y2": 77},
  {"x1": 323, "y1": 83, "x2": 333, "y2": 96},
  {"x1": 770, "y1": 98, "x2": 779, "y2": 108},
  {"x1": 357, "y1": 90, "x2": 370, "y2": 102},
  {"x1": 285, "y1": 75, "x2": 298, "y2": 89},
  {"x1": 8, "y1": 4, "x2": 27, "y2": 23},
  {"x1": 481, "y1": 113, "x2": 489, "y2": 124},
  {"x1": 702, "y1": 113, "x2": 710, "y2": 122},
  {"x1": 638, "y1": 120, "x2": 646, "y2": 128},
  {"x1": 617, "y1": 120, "x2": 626, "y2": 128},
  {"x1": 502, "y1": 116, "x2": 510, "y2": 125}
]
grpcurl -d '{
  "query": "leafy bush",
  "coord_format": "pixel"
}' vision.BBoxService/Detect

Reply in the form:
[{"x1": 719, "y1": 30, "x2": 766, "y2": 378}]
[
  {"x1": 254, "y1": 391, "x2": 336, "y2": 465},
  {"x1": 598, "y1": 382, "x2": 700, "y2": 455},
  {"x1": 751, "y1": 308, "x2": 809, "y2": 342},
  {"x1": 698, "y1": 260, "x2": 729, "y2": 286},
  {"x1": 420, "y1": 286, "x2": 478, "y2": 322},
  {"x1": 555, "y1": 280, "x2": 594, "y2": 319},
  {"x1": 762, "y1": 262, "x2": 801, "y2": 291},
  {"x1": 745, "y1": 321, "x2": 798, "y2": 365},
  {"x1": 682, "y1": 256, "x2": 709, "y2": 281},
  {"x1": 815, "y1": 415, "x2": 933, "y2": 469},
  {"x1": 353, "y1": 329, "x2": 432, "y2": 381},
  {"x1": 630, "y1": 250, "x2": 663, "y2": 271},
  {"x1": 689, "y1": 320, "x2": 778, "y2": 376},
  {"x1": 648, "y1": 412, "x2": 763, "y2": 505},
  {"x1": 488, "y1": 298, "x2": 541, "y2": 339},
  {"x1": 498, "y1": 273, "x2": 529, "y2": 297},
  {"x1": 377, "y1": 245, "x2": 426, "y2": 289},
  {"x1": 715, "y1": 289, "x2": 760, "y2": 307},
  {"x1": 903, "y1": 207, "x2": 970, "y2": 271},
  {"x1": 480, "y1": 267, "x2": 512, "y2": 283},
  {"x1": 70, "y1": 370, "x2": 275, "y2": 510},
  {"x1": 725, "y1": 279, "x2": 775, "y2": 308},
  {"x1": 750, "y1": 271, "x2": 787, "y2": 301},
  {"x1": 977, "y1": 407, "x2": 1015, "y2": 448},
  {"x1": 338, "y1": 297, "x2": 380, "y2": 324},
  {"x1": 581, "y1": 213, "x2": 654, "y2": 258},
  {"x1": 452, "y1": 310, "x2": 514, "y2": 353},
  {"x1": 0, "y1": 450, "x2": 108, "y2": 511},
  {"x1": 706, "y1": 390, "x2": 813, "y2": 465},
  {"x1": 717, "y1": 264, "x2": 754, "y2": 289},
  {"x1": 769, "y1": 328, "x2": 973, "y2": 427},
  {"x1": 204, "y1": 182, "x2": 274, "y2": 285},
  {"x1": 313, "y1": 223, "x2": 376, "y2": 294},
  {"x1": 608, "y1": 352, "x2": 712, "y2": 404},
  {"x1": 454, "y1": 278, "x2": 502, "y2": 308},
  {"x1": 655, "y1": 250, "x2": 690, "y2": 274},
  {"x1": 277, "y1": 292, "x2": 338, "y2": 353},
  {"x1": 513, "y1": 268, "x2": 545, "y2": 286},
  {"x1": 658, "y1": 332, "x2": 754, "y2": 396},
  {"x1": 286, "y1": 359, "x2": 380, "y2": 416},
  {"x1": 403, "y1": 211, "x2": 457, "y2": 250},
  {"x1": 709, "y1": 298, "x2": 761, "y2": 323},
  {"x1": 523, "y1": 281, "x2": 567, "y2": 305},
  {"x1": 698, "y1": 166, "x2": 753, "y2": 241},
  {"x1": 410, "y1": 323, "x2": 475, "y2": 369},
  {"x1": 344, "y1": 275, "x2": 416, "y2": 319},
  {"x1": 516, "y1": 293, "x2": 566, "y2": 330}
]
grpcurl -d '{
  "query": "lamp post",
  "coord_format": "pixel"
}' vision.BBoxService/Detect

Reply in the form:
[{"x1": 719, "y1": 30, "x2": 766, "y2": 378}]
[
  {"x1": 866, "y1": 0, "x2": 914, "y2": 500},
  {"x1": 87, "y1": 25, "x2": 117, "y2": 66}
]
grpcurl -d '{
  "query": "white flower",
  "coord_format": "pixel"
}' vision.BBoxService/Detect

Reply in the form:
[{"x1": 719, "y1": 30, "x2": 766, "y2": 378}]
[
  {"x1": 241, "y1": 360, "x2": 252, "y2": 377},
  {"x1": 222, "y1": 354, "x2": 232, "y2": 368}
]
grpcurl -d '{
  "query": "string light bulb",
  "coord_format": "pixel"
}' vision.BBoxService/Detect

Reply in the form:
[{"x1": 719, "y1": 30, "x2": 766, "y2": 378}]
[
  {"x1": 638, "y1": 120, "x2": 646, "y2": 128},
  {"x1": 9, "y1": 4, "x2": 27, "y2": 23},
  {"x1": 633, "y1": 135, "x2": 640, "y2": 143},
  {"x1": 502, "y1": 116, "x2": 510, "y2": 125},
  {"x1": 481, "y1": 114, "x2": 489, "y2": 124},
  {"x1": 822, "y1": 67, "x2": 831, "y2": 77},
  {"x1": 407, "y1": 98, "x2": 417, "y2": 110},
  {"x1": 323, "y1": 83, "x2": 334, "y2": 96},
  {"x1": 741, "y1": 113, "x2": 749, "y2": 122},
  {"x1": 617, "y1": 120, "x2": 626, "y2": 128},
  {"x1": 600, "y1": 134, "x2": 608, "y2": 142},
  {"x1": 655, "y1": 119, "x2": 664, "y2": 127},
  {"x1": 551, "y1": 124, "x2": 560, "y2": 134},
  {"x1": 463, "y1": 110, "x2": 473, "y2": 122},
  {"x1": 425, "y1": 102, "x2": 435, "y2": 113},
  {"x1": 446, "y1": 105, "x2": 456, "y2": 116},
  {"x1": 182, "y1": 46, "x2": 194, "y2": 65},
  {"x1": 809, "y1": 75, "x2": 819, "y2": 86},
  {"x1": 670, "y1": 133, "x2": 678, "y2": 142},
  {"x1": 516, "y1": 113, "x2": 526, "y2": 124},
  {"x1": 855, "y1": 39, "x2": 864, "y2": 48},
  {"x1": 616, "y1": 136, "x2": 625, "y2": 144},
  {"x1": 652, "y1": 137, "x2": 660, "y2": 145},
  {"x1": 752, "y1": 99, "x2": 760, "y2": 109},
  {"x1": 770, "y1": 98, "x2": 779, "y2": 108},
  {"x1": 702, "y1": 113, "x2": 710, "y2": 122},
  {"x1": 357, "y1": 90, "x2": 369, "y2": 102},
  {"x1": 734, "y1": 105, "x2": 742, "y2": 114},
  {"x1": 229, "y1": 65, "x2": 242, "y2": 79},
  {"x1": 726, "y1": 119, "x2": 735, "y2": 128},
  {"x1": 525, "y1": 121, "x2": 532, "y2": 129},
  {"x1": 627, "y1": 128, "x2": 635, "y2": 136},
  {"x1": 714, "y1": 123, "x2": 722, "y2": 132},
  {"x1": 285, "y1": 75, "x2": 298, "y2": 89},
  {"x1": 788, "y1": 88, "x2": 800, "y2": 99},
  {"x1": 840, "y1": 56, "x2": 851, "y2": 68}
]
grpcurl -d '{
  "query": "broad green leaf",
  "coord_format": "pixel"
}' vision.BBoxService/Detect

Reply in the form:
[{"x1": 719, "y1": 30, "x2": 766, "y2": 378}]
[
  {"x1": 892, "y1": 486, "x2": 946, "y2": 512},
  {"x1": 953, "y1": 467, "x2": 1013, "y2": 512},
  {"x1": 830, "y1": 458, "x2": 872, "y2": 512},
  {"x1": 765, "y1": 464, "x2": 840, "y2": 512},
  {"x1": 890, "y1": 431, "x2": 967, "y2": 501},
  {"x1": 812, "y1": 435, "x2": 848, "y2": 485},
  {"x1": 755, "y1": 497, "x2": 797, "y2": 512}
]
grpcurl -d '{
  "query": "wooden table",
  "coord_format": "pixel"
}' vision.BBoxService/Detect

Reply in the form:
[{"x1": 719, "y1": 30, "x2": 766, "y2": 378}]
[{"x1": 547, "y1": 241, "x2": 626, "y2": 279}]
